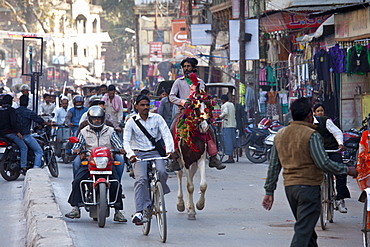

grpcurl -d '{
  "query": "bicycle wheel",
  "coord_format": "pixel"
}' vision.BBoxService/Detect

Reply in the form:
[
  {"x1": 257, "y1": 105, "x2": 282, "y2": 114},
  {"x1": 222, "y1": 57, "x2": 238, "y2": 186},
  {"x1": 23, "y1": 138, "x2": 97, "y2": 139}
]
[
  {"x1": 363, "y1": 199, "x2": 370, "y2": 246},
  {"x1": 154, "y1": 181, "x2": 167, "y2": 243},
  {"x1": 142, "y1": 180, "x2": 152, "y2": 236},
  {"x1": 217, "y1": 137, "x2": 225, "y2": 162},
  {"x1": 327, "y1": 174, "x2": 335, "y2": 223},
  {"x1": 320, "y1": 176, "x2": 328, "y2": 230}
]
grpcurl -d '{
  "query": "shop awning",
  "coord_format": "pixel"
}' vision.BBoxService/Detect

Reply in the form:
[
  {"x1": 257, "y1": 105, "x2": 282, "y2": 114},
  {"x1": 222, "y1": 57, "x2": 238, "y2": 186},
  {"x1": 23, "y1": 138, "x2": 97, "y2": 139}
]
[{"x1": 297, "y1": 15, "x2": 334, "y2": 42}]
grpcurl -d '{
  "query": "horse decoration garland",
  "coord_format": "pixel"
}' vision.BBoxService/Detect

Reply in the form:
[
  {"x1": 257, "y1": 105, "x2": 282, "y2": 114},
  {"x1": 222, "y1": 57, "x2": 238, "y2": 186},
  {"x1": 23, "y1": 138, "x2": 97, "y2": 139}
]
[{"x1": 176, "y1": 73, "x2": 215, "y2": 152}]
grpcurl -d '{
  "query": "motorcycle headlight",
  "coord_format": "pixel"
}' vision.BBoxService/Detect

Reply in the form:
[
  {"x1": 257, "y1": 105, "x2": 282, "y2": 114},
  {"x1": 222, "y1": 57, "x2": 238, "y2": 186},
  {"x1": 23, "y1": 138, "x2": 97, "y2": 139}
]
[{"x1": 94, "y1": 157, "x2": 108, "y2": 168}]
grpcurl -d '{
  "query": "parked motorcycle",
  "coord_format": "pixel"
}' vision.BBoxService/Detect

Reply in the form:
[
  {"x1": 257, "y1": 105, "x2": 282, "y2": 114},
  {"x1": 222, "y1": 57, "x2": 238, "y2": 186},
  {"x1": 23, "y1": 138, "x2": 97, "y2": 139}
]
[
  {"x1": 342, "y1": 115, "x2": 370, "y2": 166},
  {"x1": 244, "y1": 117, "x2": 284, "y2": 163},
  {"x1": 0, "y1": 126, "x2": 59, "y2": 181},
  {"x1": 69, "y1": 137, "x2": 121, "y2": 228}
]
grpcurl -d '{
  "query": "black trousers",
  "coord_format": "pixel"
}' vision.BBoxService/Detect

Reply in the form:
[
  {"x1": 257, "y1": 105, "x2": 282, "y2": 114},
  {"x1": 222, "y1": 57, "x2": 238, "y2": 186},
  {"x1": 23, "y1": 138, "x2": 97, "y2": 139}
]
[
  {"x1": 328, "y1": 152, "x2": 350, "y2": 200},
  {"x1": 285, "y1": 185, "x2": 321, "y2": 247},
  {"x1": 68, "y1": 165, "x2": 123, "y2": 210}
]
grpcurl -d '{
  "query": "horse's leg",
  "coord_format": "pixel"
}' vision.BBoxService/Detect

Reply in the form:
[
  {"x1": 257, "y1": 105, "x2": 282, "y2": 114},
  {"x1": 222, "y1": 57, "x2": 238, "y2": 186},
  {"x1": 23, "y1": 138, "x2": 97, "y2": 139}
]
[
  {"x1": 196, "y1": 150, "x2": 207, "y2": 211},
  {"x1": 185, "y1": 164, "x2": 197, "y2": 220},
  {"x1": 176, "y1": 169, "x2": 185, "y2": 212}
]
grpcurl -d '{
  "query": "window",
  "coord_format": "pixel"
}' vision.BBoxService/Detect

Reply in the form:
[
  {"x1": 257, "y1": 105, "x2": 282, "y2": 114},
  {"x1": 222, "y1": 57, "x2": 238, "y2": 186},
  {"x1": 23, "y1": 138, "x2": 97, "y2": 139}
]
[
  {"x1": 73, "y1": 43, "x2": 78, "y2": 56},
  {"x1": 92, "y1": 19, "x2": 97, "y2": 33}
]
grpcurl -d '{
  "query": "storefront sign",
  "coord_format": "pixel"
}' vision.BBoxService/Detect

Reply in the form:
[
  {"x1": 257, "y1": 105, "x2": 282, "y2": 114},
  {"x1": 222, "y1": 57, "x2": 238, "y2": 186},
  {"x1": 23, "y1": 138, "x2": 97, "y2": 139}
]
[
  {"x1": 335, "y1": 8, "x2": 370, "y2": 40},
  {"x1": 260, "y1": 12, "x2": 331, "y2": 33}
]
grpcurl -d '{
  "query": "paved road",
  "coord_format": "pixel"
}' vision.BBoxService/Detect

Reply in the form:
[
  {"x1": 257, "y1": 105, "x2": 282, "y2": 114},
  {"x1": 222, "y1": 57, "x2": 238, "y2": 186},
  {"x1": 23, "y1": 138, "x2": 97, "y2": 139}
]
[
  {"x1": 51, "y1": 156, "x2": 364, "y2": 247},
  {"x1": 0, "y1": 175, "x2": 26, "y2": 246}
]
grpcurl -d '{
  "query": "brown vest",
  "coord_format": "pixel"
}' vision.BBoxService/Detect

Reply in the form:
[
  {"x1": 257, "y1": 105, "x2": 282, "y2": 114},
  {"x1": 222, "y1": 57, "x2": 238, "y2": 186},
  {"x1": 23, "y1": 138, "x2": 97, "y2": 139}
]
[{"x1": 274, "y1": 121, "x2": 324, "y2": 187}]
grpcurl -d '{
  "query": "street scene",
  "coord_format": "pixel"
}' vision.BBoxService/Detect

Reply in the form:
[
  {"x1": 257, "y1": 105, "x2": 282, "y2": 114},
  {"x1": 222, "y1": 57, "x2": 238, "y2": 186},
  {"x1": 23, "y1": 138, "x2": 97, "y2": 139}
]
[
  {"x1": 0, "y1": 156, "x2": 365, "y2": 246},
  {"x1": 1, "y1": 0, "x2": 370, "y2": 246}
]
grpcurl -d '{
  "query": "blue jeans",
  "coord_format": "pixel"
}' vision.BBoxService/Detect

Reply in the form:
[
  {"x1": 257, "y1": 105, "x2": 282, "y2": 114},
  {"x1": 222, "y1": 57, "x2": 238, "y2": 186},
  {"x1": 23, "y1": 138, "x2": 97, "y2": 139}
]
[
  {"x1": 72, "y1": 154, "x2": 124, "y2": 182},
  {"x1": 5, "y1": 133, "x2": 27, "y2": 168},
  {"x1": 23, "y1": 134, "x2": 43, "y2": 168}
]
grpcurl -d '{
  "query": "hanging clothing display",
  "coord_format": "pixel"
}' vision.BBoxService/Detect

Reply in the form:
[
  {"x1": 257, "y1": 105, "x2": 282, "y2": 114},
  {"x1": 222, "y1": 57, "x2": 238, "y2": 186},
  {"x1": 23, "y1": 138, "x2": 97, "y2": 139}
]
[
  {"x1": 278, "y1": 37, "x2": 290, "y2": 61},
  {"x1": 266, "y1": 90, "x2": 278, "y2": 116},
  {"x1": 346, "y1": 44, "x2": 370, "y2": 75},
  {"x1": 259, "y1": 91, "x2": 267, "y2": 116},
  {"x1": 259, "y1": 66, "x2": 267, "y2": 86},
  {"x1": 266, "y1": 65, "x2": 277, "y2": 86},
  {"x1": 267, "y1": 39, "x2": 279, "y2": 64},
  {"x1": 329, "y1": 44, "x2": 346, "y2": 73},
  {"x1": 314, "y1": 49, "x2": 331, "y2": 81},
  {"x1": 279, "y1": 92, "x2": 288, "y2": 114}
]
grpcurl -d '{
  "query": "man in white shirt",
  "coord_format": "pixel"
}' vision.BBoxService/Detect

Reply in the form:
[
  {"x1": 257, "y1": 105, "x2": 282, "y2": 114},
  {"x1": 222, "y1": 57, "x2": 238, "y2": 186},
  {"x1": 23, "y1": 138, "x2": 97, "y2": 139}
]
[
  {"x1": 39, "y1": 93, "x2": 55, "y2": 122},
  {"x1": 52, "y1": 96, "x2": 70, "y2": 125},
  {"x1": 123, "y1": 94, "x2": 174, "y2": 225},
  {"x1": 18, "y1": 84, "x2": 33, "y2": 110},
  {"x1": 219, "y1": 94, "x2": 237, "y2": 163}
]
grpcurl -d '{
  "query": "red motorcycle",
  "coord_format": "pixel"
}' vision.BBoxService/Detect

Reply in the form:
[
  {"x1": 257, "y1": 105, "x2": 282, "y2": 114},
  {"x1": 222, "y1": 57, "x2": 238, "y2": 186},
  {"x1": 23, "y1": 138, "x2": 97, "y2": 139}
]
[{"x1": 69, "y1": 137, "x2": 121, "y2": 228}]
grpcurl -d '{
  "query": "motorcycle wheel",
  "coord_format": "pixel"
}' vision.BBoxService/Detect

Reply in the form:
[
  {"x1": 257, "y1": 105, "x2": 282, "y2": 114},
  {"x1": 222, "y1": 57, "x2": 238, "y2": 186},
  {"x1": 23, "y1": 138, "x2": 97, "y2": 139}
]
[
  {"x1": 245, "y1": 143, "x2": 268, "y2": 163},
  {"x1": 97, "y1": 182, "x2": 107, "y2": 228},
  {"x1": 0, "y1": 153, "x2": 20, "y2": 181},
  {"x1": 48, "y1": 153, "x2": 59, "y2": 178}
]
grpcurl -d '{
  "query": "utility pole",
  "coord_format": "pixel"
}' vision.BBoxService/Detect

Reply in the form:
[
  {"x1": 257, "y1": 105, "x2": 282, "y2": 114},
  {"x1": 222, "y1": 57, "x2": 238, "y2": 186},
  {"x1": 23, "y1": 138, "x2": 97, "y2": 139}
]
[
  {"x1": 253, "y1": 0, "x2": 261, "y2": 125},
  {"x1": 239, "y1": 0, "x2": 246, "y2": 103},
  {"x1": 154, "y1": 0, "x2": 158, "y2": 42}
]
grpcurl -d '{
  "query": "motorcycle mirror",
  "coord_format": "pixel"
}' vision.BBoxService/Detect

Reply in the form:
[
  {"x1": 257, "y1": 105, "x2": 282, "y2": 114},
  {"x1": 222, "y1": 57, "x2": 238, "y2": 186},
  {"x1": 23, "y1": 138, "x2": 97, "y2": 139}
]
[{"x1": 69, "y1": 136, "x2": 80, "y2": 143}]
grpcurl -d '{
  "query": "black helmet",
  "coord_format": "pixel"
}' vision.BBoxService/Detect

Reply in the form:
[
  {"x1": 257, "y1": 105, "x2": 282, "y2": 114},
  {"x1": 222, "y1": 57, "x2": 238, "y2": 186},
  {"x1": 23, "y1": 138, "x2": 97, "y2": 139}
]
[
  {"x1": 73, "y1": 95, "x2": 84, "y2": 108},
  {"x1": 87, "y1": 105, "x2": 105, "y2": 129}
]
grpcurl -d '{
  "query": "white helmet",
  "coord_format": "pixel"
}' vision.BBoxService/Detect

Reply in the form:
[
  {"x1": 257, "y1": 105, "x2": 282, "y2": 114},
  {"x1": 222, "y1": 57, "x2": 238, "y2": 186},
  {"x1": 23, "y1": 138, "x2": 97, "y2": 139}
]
[{"x1": 20, "y1": 84, "x2": 30, "y2": 91}]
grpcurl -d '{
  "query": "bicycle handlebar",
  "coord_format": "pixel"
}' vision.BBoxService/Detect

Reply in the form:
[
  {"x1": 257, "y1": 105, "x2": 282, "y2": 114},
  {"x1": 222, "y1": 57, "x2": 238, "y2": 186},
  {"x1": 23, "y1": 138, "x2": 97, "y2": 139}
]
[{"x1": 136, "y1": 155, "x2": 171, "y2": 162}]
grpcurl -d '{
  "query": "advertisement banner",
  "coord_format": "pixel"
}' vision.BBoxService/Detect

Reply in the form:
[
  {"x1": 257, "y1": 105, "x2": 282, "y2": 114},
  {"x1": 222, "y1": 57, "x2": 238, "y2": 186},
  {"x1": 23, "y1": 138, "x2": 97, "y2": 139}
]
[
  {"x1": 149, "y1": 42, "x2": 163, "y2": 62},
  {"x1": 260, "y1": 12, "x2": 331, "y2": 33},
  {"x1": 171, "y1": 19, "x2": 188, "y2": 57}
]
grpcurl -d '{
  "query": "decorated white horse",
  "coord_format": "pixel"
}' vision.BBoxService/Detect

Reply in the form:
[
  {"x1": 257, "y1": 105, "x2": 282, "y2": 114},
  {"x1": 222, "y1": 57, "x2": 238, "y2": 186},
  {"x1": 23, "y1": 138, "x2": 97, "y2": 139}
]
[{"x1": 175, "y1": 83, "x2": 215, "y2": 220}]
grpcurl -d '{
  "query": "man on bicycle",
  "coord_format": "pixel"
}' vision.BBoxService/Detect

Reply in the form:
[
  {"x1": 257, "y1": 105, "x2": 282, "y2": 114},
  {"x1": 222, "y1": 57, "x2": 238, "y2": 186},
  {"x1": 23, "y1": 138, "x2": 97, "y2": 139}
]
[
  {"x1": 123, "y1": 94, "x2": 174, "y2": 225},
  {"x1": 262, "y1": 98, "x2": 357, "y2": 247}
]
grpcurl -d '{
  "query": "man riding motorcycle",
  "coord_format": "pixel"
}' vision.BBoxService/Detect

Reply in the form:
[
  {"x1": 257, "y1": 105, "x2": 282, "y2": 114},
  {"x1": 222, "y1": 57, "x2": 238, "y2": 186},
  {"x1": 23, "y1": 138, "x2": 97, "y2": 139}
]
[
  {"x1": 64, "y1": 95, "x2": 88, "y2": 136},
  {"x1": 65, "y1": 106, "x2": 127, "y2": 222}
]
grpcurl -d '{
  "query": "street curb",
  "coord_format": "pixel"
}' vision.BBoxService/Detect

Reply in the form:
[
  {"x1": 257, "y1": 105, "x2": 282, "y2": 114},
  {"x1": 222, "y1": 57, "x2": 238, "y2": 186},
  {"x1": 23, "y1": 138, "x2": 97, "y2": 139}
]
[{"x1": 23, "y1": 169, "x2": 73, "y2": 247}]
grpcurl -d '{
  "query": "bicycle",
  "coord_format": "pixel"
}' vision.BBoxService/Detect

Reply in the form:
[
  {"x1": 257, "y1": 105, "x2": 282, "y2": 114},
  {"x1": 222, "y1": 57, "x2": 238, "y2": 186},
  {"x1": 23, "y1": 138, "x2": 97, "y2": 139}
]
[
  {"x1": 320, "y1": 148, "x2": 340, "y2": 230},
  {"x1": 213, "y1": 120, "x2": 225, "y2": 162},
  {"x1": 136, "y1": 155, "x2": 169, "y2": 243},
  {"x1": 234, "y1": 129, "x2": 240, "y2": 162}
]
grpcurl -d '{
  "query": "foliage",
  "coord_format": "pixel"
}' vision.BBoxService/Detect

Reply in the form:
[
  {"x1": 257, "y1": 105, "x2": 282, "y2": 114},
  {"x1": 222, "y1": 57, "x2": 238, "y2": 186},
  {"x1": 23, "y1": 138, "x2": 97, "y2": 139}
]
[{"x1": 101, "y1": 0, "x2": 135, "y2": 68}]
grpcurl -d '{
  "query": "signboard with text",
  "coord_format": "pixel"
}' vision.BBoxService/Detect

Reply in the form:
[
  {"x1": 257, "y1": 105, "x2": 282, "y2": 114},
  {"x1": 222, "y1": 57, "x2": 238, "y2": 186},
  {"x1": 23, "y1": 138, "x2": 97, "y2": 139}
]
[{"x1": 149, "y1": 42, "x2": 163, "y2": 62}]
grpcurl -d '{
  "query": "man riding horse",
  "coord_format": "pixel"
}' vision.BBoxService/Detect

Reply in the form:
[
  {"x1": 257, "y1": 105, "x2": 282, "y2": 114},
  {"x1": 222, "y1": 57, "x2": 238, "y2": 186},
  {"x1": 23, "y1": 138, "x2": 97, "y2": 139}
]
[{"x1": 169, "y1": 57, "x2": 226, "y2": 170}]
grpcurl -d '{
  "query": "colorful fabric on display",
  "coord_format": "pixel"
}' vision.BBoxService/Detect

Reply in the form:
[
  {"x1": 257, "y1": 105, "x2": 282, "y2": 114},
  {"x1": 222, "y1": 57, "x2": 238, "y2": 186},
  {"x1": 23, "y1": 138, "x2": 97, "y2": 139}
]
[
  {"x1": 346, "y1": 44, "x2": 370, "y2": 75},
  {"x1": 266, "y1": 65, "x2": 276, "y2": 86},
  {"x1": 259, "y1": 66, "x2": 267, "y2": 85},
  {"x1": 329, "y1": 44, "x2": 346, "y2": 73}
]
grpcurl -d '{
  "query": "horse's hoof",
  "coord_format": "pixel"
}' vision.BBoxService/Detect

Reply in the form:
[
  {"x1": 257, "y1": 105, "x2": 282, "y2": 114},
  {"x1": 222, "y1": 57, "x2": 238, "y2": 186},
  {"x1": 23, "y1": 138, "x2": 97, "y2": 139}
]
[
  {"x1": 196, "y1": 202, "x2": 205, "y2": 211},
  {"x1": 187, "y1": 214, "x2": 196, "y2": 220},
  {"x1": 177, "y1": 203, "x2": 185, "y2": 212}
]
